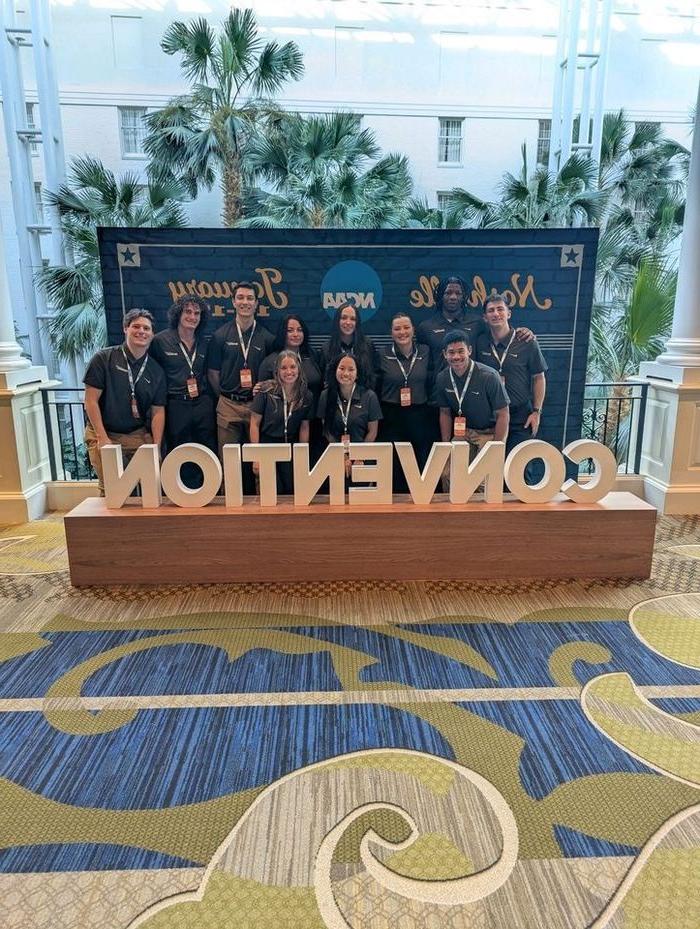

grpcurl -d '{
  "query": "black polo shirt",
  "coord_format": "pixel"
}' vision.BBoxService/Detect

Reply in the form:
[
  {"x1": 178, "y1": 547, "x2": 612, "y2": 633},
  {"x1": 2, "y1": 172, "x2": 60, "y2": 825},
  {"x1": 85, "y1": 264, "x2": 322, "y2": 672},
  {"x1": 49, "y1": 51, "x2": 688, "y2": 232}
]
[
  {"x1": 316, "y1": 387, "x2": 383, "y2": 442},
  {"x1": 206, "y1": 318, "x2": 274, "y2": 401},
  {"x1": 416, "y1": 310, "x2": 485, "y2": 371},
  {"x1": 475, "y1": 329, "x2": 548, "y2": 426},
  {"x1": 258, "y1": 350, "x2": 323, "y2": 399},
  {"x1": 84, "y1": 344, "x2": 167, "y2": 435},
  {"x1": 150, "y1": 329, "x2": 210, "y2": 398},
  {"x1": 432, "y1": 362, "x2": 509, "y2": 429},
  {"x1": 250, "y1": 388, "x2": 313, "y2": 441},
  {"x1": 376, "y1": 342, "x2": 431, "y2": 405}
]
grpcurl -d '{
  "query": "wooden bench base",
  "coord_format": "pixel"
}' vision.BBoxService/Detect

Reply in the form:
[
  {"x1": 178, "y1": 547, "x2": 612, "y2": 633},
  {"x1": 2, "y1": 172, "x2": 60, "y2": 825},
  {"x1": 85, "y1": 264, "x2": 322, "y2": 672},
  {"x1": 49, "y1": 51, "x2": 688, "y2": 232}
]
[{"x1": 63, "y1": 492, "x2": 656, "y2": 586}]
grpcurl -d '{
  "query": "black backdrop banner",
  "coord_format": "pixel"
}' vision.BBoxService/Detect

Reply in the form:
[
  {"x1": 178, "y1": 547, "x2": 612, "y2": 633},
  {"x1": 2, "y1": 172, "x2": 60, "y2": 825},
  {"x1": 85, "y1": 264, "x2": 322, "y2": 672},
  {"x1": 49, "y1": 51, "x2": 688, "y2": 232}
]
[{"x1": 98, "y1": 226, "x2": 598, "y2": 449}]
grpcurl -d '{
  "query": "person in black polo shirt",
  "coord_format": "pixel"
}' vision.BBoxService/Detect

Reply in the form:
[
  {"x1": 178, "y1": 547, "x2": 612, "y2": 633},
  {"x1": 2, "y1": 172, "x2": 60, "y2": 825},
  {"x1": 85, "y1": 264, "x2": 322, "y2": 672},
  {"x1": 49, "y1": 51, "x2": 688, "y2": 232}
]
[
  {"x1": 250, "y1": 350, "x2": 313, "y2": 494},
  {"x1": 316, "y1": 355, "x2": 382, "y2": 480},
  {"x1": 477, "y1": 292, "x2": 547, "y2": 483},
  {"x1": 432, "y1": 330, "x2": 509, "y2": 476},
  {"x1": 206, "y1": 281, "x2": 274, "y2": 492},
  {"x1": 376, "y1": 313, "x2": 432, "y2": 491},
  {"x1": 150, "y1": 295, "x2": 216, "y2": 485},
  {"x1": 417, "y1": 275, "x2": 534, "y2": 373},
  {"x1": 83, "y1": 308, "x2": 166, "y2": 494}
]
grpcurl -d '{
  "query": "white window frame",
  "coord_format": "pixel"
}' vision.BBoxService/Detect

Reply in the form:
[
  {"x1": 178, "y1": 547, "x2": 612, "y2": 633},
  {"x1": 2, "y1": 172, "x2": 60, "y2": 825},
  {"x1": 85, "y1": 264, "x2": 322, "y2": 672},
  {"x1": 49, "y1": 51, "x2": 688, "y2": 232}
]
[
  {"x1": 437, "y1": 191, "x2": 455, "y2": 213},
  {"x1": 438, "y1": 117, "x2": 463, "y2": 166},
  {"x1": 118, "y1": 106, "x2": 148, "y2": 158},
  {"x1": 26, "y1": 102, "x2": 39, "y2": 156},
  {"x1": 537, "y1": 119, "x2": 551, "y2": 167}
]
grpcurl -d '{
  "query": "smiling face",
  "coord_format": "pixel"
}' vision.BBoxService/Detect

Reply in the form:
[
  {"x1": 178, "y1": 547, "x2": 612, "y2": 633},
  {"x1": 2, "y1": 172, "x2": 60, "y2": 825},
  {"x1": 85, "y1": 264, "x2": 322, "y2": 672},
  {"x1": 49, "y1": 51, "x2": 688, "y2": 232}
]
[
  {"x1": 285, "y1": 319, "x2": 305, "y2": 350},
  {"x1": 443, "y1": 339, "x2": 471, "y2": 376},
  {"x1": 338, "y1": 305, "x2": 357, "y2": 340},
  {"x1": 483, "y1": 299, "x2": 511, "y2": 331},
  {"x1": 179, "y1": 301, "x2": 202, "y2": 334},
  {"x1": 441, "y1": 281, "x2": 465, "y2": 318},
  {"x1": 123, "y1": 315, "x2": 154, "y2": 354},
  {"x1": 278, "y1": 355, "x2": 301, "y2": 387},
  {"x1": 391, "y1": 315, "x2": 414, "y2": 348},
  {"x1": 336, "y1": 355, "x2": 358, "y2": 387},
  {"x1": 233, "y1": 286, "x2": 258, "y2": 322}
]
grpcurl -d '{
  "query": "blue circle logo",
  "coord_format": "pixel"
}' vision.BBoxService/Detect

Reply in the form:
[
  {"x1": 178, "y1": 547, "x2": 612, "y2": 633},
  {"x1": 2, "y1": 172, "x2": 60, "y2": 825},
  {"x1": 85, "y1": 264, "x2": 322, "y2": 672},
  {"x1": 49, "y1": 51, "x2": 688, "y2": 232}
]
[{"x1": 320, "y1": 260, "x2": 383, "y2": 322}]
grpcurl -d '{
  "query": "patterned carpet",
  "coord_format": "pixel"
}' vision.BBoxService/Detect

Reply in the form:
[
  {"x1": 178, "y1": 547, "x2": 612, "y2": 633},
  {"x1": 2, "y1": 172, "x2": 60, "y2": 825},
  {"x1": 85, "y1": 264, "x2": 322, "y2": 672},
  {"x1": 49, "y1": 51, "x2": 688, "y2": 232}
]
[{"x1": 0, "y1": 513, "x2": 698, "y2": 929}]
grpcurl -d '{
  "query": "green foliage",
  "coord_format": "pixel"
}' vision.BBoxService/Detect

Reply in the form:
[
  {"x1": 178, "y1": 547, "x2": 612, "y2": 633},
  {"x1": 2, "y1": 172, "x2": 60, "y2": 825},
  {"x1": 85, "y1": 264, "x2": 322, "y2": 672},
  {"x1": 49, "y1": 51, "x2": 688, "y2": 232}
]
[
  {"x1": 145, "y1": 9, "x2": 304, "y2": 226},
  {"x1": 37, "y1": 157, "x2": 187, "y2": 361},
  {"x1": 240, "y1": 112, "x2": 413, "y2": 228}
]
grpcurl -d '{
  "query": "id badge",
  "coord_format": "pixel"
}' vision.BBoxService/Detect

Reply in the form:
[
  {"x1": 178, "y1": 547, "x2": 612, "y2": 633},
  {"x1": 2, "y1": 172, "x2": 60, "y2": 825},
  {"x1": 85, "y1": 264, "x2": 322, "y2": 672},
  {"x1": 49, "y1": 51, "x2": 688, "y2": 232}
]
[
  {"x1": 500, "y1": 373, "x2": 506, "y2": 385},
  {"x1": 453, "y1": 416, "x2": 467, "y2": 439},
  {"x1": 240, "y1": 367, "x2": 253, "y2": 389},
  {"x1": 400, "y1": 386, "x2": 412, "y2": 407},
  {"x1": 341, "y1": 433, "x2": 351, "y2": 452},
  {"x1": 186, "y1": 377, "x2": 199, "y2": 399},
  {"x1": 130, "y1": 396, "x2": 140, "y2": 419}
]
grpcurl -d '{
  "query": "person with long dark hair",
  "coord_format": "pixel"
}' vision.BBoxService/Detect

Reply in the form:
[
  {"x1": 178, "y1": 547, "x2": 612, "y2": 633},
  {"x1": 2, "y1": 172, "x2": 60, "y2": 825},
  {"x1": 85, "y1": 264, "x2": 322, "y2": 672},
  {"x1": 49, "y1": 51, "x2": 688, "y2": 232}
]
[
  {"x1": 150, "y1": 295, "x2": 216, "y2": 486},
  {"x1": 257, "y1": 313, "x2": 323, "y2": 402},
  {"x1": 316, "y1": 354, "x2": 382, "y2": 481},
  {"x1": 376, "y1": 312, "x2": 433, "y2": 491},
  {"x1": 318, "y1": 301, "x2": 379, "y2": 388}
]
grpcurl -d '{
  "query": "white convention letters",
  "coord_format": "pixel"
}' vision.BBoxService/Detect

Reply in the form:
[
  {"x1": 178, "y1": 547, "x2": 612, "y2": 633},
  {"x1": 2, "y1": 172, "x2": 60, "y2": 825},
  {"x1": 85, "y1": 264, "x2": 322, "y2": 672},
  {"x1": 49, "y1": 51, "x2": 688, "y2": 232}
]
[{"x1": 101, "y1": 439, "x2": 618, "y2": 510}]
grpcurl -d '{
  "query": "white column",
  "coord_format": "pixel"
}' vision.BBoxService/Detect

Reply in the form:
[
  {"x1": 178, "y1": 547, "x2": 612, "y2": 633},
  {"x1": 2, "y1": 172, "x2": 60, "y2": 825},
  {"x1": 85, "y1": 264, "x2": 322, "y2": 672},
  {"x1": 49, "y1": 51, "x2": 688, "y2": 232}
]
[
  {"x1": 0, "y1": 211, "x2": 55, "y2": 523},
  {"x1": 637, "y1": 81, "x2": 700, "y2": 514}
]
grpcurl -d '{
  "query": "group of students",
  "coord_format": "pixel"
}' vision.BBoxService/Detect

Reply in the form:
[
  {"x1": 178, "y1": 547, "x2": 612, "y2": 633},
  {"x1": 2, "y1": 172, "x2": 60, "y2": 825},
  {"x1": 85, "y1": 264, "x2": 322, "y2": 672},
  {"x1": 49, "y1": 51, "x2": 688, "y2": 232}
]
[{"x1": 83, "y1": 275, "x2": 548, "y2": 494}]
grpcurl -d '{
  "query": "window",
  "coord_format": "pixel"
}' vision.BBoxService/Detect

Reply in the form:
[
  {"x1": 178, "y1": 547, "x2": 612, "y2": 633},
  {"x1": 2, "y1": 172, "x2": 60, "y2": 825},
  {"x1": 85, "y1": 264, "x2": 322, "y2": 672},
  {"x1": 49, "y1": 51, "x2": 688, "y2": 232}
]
[
  {"x1": 437, "y1": 191, "x2": 455, "y2": 213},
  {"x1": 537, "y1": 119, "x2": 551, "y2": 166},
  {"x1": 119, "y1": 107, "x2": 147, "y2": 157},
  {"x1": 438, "y1": 118, "x2": 463, "y2": 165},
  {"x1": 26, "y1": 102, "x2": 38, "y2": 156},
  {"x1": 34, "y1": 182, "x2": 43, "y2": 222}
]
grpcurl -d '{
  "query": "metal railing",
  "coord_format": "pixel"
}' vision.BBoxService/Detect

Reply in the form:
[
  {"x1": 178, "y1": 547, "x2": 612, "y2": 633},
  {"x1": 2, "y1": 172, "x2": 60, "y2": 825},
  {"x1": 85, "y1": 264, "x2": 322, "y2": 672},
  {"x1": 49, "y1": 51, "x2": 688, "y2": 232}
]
[
  {"x1": 41, "y1": 387, "x2": 93, "y2": 481},
  {"x1": 40, "y1": 381, "x2": 650, "y2": 482},
  {"x1": 581, "y1": 380, "x2": 649, "y2": 474}
]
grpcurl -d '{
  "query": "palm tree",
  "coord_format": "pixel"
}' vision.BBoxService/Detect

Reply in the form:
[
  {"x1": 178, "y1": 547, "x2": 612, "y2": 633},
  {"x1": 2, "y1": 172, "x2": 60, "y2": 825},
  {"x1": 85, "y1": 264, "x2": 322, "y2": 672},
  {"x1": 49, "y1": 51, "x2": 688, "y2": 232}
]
[
  {"x1": 144, "y1": 9, "x2": 304, "y2": 227},
  {"x1": 36, "y1": 157, "x2": 187, "y2": 361},
  {"x1": 430, "y1": 145, "x2": 608, "y2": 230},
  {"x1": 239, "y1": 111, "x2": 414, "y2": 228}
]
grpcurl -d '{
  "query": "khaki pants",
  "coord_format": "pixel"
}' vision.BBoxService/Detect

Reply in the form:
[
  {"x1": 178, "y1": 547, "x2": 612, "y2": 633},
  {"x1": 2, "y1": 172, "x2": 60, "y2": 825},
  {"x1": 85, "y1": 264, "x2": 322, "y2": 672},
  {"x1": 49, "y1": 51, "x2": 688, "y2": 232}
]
[
  {"x1": 85, "y1": 423, "x2": 151, "y2": 495},
  {"x1": 216, "y1": 396, "x2": 252, "y2": 458},
  {"x1": 216, "y1": 395, "x2": 255, "y2": 494}
]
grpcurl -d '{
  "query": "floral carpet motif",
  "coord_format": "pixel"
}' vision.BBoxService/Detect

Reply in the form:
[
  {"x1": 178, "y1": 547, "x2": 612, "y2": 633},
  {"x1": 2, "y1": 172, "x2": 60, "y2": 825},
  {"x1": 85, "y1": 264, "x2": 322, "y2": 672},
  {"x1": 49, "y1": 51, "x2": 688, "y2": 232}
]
[{"x1": 0, "y1": 514, "x2": 698, "y2": 929}]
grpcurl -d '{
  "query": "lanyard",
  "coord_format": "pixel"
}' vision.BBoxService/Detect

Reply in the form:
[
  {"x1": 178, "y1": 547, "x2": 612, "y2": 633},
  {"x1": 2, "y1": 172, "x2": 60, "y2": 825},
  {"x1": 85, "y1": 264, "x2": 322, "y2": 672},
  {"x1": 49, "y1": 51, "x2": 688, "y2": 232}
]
[
  {"x1": 391, "y1": 344, "x2": 418, "y2": 385},
  {"x1": 337, "y1": 385, "x2": 356, "y2": 433},
  {"x1": 178, "y1": 339, "x2": 197, "y2": 378},
  {"x1": 121, "y1": 347, "x2": 148, "y2": 398},
  {"x1": 236, "y1": 319, "x2": 256, "y2": 366},
  {"x1": 449, "y1": 362, "x2": 474, "y2": 416},
  {"x1": 282, "y1": 390, "x2": 295, "y2": 442},
  {"x1": 490, "y1": 330, "x2": 516, "y2": 374}
]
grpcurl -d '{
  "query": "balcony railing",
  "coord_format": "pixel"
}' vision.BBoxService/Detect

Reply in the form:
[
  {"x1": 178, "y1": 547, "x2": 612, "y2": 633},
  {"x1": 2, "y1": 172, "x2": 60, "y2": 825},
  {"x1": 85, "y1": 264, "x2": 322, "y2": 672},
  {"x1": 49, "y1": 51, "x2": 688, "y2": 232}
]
[
  {"x1": 40, "y1": 381, "x2": 650, "y2": 482},
  {"x1": 581, "y1": 380, "x2": 649, "y2": 474}
]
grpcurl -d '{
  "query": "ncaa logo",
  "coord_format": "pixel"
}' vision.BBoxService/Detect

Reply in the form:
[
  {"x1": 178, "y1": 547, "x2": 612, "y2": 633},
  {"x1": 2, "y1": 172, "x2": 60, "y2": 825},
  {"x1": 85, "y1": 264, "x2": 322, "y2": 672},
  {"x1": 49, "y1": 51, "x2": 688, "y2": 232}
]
[{"x1": 320, "y1": 260, "x2": 383, "y2": 321}]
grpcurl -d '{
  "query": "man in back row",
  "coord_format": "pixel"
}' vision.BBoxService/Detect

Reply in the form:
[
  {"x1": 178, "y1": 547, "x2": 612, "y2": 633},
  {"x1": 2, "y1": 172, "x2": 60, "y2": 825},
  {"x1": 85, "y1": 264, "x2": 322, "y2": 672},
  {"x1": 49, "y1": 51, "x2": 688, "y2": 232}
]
[
  {"x1": 206, "y1": 281, "x2": 275, "y2": 493},
  {"x1": 476, "y1": 291, "x2": 547, "y2": 482}
]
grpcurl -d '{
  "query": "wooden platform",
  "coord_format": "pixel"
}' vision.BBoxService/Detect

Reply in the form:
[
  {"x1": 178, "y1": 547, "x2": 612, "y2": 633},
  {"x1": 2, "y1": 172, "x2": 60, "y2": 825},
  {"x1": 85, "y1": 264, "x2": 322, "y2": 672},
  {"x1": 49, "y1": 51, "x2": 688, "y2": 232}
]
[{"x1": 63, "y1": 492, "x2": 656, "y2": 586}]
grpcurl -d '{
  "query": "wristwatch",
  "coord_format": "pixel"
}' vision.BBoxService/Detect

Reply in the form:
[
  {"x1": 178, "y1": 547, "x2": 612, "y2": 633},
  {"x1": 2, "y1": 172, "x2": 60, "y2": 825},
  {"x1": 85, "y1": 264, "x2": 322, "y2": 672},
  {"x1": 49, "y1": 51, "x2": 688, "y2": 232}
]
[{"x1": 532, "y1": 407, "x2": 542, "y2": 413}]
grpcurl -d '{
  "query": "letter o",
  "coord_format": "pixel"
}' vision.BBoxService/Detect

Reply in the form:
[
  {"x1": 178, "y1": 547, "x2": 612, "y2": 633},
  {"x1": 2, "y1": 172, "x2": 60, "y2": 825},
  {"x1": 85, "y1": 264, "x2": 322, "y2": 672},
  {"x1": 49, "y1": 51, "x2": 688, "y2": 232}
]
[
  {"x1": 160, "y1": 444, "x2": 222, "y2": 508},
  {"x1": 504, "y1": 440, "x2": 565, "y2": 503},
  {"x1": 561, "y1": 439, "x2": 617, "y2": 503}
]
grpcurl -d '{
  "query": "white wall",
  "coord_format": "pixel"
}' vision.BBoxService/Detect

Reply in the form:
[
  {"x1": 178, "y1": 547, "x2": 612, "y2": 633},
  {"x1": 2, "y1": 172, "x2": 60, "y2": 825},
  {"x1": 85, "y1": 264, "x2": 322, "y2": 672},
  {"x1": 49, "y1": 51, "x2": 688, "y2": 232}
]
[{"x1": 1, "y1": 0, "x2": 698, "y2": 348}]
